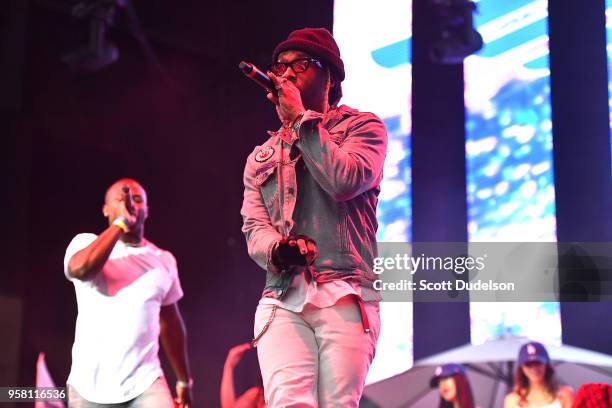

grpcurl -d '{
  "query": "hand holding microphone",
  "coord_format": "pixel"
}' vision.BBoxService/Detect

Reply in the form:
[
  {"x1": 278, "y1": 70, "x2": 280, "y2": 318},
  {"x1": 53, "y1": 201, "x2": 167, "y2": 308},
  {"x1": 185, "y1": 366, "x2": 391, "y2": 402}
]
[
  {"x1": 239, "y1": 61, "x2": 305, "y2": 125},
  {"x1": 113, "y1": 185, "x2": 138, "y2": 234},
  {"x1": 121, "y1": 185, "x2": 135, "y2": 215}
]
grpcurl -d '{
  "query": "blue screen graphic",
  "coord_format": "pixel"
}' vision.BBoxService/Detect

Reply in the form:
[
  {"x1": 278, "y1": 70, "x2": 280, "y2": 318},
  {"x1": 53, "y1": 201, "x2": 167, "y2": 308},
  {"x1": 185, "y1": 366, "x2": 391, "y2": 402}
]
[
  {"x1": 334, "y1": 0, "x2": 563, "y2": 385},
  {"x1": 334, "y1": 0, "x2": 414, "y2": 384},
  {"x1": 607, "y1": 0, "x2": 612, "y2": 156},
  {"x1": 465, "y1": 0, "x2": 561, "y2": 345}
]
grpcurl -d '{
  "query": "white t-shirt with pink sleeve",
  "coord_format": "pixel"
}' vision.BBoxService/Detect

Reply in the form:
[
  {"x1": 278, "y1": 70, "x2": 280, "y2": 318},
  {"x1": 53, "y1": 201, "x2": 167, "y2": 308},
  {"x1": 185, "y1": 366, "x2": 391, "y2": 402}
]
[{"x1": 63, "y1": 233, "x2": 183, "y2": 404}]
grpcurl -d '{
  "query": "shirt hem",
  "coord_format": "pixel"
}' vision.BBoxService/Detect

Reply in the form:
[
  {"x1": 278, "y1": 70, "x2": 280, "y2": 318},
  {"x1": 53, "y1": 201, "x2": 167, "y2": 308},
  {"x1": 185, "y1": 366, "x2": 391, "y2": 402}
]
[{"x1": 67, "y1": 369, "x2": 162, "y2": 404}]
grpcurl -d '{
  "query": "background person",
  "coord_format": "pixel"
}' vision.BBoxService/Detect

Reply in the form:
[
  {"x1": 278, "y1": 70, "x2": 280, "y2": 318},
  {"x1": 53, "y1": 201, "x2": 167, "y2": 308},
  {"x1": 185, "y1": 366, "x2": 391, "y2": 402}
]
[
  {"x1": 220, "y1": 342, "x2": 265, "y2": 408},
  {"x1": 504, "y1": 341, "x2": 574, "y2": 408},
  {"x1": 64, "y1": 178, "x2": 193, "y2": 408},
  {"x1": 430, "y1": 363, "x2": 476, "y2": 408}
]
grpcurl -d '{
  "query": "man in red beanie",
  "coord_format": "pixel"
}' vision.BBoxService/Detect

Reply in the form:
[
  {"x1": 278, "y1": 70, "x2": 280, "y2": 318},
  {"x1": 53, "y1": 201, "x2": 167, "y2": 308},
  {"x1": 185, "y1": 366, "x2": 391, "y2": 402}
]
[{"x1": 241, "y1": 27, "x2": 387, "y2": 407}]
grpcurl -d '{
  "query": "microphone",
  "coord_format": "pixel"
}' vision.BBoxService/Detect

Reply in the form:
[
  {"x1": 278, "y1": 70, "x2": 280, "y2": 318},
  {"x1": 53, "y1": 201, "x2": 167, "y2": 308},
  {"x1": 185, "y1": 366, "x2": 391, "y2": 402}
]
[
  {"x1": 121, "y1": 184, "x2": 134, "y2": 215},
  {"x1": 239, "y1": 61, "x2": 276, "y2": 95}
]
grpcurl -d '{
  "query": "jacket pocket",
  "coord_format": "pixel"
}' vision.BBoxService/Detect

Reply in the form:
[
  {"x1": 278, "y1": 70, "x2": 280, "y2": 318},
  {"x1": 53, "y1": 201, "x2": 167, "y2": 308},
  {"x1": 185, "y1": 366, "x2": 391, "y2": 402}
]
[{"x1": 256, "y1": 164, "x2": 278, "y2": 213}]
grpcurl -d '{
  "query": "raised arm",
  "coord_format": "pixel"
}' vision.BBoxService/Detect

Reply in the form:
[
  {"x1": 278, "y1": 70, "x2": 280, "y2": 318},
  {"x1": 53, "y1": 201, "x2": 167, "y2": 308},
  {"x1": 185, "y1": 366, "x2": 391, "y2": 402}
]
[
  {"x1": 67, "y1": 191, "x2": 137, "y2": 280},
  {"x1": 67, "y1": 223, "x2": 125, "y2": 280},
  {"x1": 220, "y1": 343, "x2": 252, "y2": 408}
]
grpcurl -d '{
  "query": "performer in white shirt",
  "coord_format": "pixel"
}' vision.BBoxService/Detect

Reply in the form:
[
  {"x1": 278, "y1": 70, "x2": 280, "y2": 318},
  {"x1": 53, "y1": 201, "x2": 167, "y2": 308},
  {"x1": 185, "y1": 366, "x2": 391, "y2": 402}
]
[{"x1": 64, "y1": 178, "x2": 193, "y2": 408}]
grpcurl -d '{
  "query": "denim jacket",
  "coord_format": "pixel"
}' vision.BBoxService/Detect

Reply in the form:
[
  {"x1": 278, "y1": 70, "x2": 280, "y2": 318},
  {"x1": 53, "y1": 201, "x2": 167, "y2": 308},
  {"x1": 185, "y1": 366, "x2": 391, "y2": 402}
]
[{"x1": 241, "y1": 105, "x2": 387, "y2": 301}]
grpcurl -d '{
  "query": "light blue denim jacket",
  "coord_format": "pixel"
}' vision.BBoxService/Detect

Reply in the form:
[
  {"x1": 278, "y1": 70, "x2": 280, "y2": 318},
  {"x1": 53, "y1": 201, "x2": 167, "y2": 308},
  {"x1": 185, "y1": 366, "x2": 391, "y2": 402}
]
[{"x1": 241, "y1": 105, "x2": 387, "y2": 301}]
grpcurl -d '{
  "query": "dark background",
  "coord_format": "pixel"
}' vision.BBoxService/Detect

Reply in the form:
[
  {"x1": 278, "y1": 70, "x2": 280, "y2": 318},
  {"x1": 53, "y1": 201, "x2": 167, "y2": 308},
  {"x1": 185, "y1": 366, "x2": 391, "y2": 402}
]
[
  {"x1": 2, "y1": 1, "x2": 334, "y2": 406},
  {"x1": 2, "y1": 0, "x2": 612, "y2": 407}
]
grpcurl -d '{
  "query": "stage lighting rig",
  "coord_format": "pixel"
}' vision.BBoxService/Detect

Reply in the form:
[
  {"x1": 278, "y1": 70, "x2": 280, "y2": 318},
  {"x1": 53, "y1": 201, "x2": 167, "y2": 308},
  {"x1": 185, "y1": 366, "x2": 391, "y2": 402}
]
[
  {"x1": 429, "y1": 0, "x2": 483, "y2": 64},
  {"x1": 62, "y1": 0, "x2": 127, "y2": 72}
]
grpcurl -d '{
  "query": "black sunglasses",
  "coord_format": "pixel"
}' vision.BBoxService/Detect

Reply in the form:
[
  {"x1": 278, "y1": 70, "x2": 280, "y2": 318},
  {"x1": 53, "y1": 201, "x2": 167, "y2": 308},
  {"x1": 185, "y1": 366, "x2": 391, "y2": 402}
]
[{"x1": 270, "y1": 57, "x2": 323, "y2": 76}]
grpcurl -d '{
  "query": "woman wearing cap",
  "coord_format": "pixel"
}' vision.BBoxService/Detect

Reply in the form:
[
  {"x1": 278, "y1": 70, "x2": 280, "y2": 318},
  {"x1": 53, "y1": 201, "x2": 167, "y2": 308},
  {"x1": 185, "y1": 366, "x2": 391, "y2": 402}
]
[
  {"x1": 504, "y1": 341, "x2": 574, "y2": 408},
  {"x1": 431, "y1": 363, "x2": 477, "y2": 408}
]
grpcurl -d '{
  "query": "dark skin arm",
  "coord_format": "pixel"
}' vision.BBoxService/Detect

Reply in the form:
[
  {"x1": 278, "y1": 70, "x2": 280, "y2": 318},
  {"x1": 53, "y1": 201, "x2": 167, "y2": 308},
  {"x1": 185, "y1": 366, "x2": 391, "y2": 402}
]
[
  {"x1": 67, "y1": 194, "x2": 136, "y2": 280},
  {"x1": 67, "y1": 224, "x2": 126, "y2": 280},
  {"x1": 160, "y1": 303, "x2": 193, "y2": 408}
]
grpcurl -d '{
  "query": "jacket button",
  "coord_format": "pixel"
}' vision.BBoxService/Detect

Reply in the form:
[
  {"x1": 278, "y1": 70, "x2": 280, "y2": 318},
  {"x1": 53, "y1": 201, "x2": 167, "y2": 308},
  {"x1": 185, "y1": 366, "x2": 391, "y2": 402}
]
[{"x1": 288, "y1": 187, "x2": 294, "y2": 195}]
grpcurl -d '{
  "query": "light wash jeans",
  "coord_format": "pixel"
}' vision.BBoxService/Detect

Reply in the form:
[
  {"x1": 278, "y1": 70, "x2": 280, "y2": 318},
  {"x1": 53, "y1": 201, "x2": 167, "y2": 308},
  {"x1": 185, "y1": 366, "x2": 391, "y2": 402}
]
[
  {"x1": 254, "y1": 296, "x2": 380, "y2": 408},
  {"x1": 68, "y1": 377, "x2": 174, "y2": 408}
]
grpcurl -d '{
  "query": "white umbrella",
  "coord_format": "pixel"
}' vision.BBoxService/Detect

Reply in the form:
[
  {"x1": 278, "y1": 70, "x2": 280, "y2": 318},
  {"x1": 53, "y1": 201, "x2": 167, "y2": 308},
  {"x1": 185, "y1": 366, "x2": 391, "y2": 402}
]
[{"x1": 363, "y1": 337, "x2": 612, "y2": 408}]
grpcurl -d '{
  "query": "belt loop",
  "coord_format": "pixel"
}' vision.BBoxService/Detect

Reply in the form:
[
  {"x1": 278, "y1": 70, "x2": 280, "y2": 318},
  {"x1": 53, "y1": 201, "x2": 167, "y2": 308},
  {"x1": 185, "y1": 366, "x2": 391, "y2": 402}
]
[{"x1": 354, "y1": 295, "x2": 371, "y2": 333}]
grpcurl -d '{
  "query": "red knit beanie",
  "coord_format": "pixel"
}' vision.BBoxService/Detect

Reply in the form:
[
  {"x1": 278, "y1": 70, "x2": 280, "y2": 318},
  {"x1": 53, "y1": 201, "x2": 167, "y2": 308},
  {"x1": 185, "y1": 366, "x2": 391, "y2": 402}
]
[{"x1": 272, "y1": 27, "x2": 345, "y2": 82}]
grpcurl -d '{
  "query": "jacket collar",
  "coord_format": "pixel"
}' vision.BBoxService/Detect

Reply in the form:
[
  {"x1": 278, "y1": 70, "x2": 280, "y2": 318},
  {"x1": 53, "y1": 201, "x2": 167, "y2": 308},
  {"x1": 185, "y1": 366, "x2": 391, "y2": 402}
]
[{"x1": 268, "y1": 104, "x2": 358, "y2": 137}]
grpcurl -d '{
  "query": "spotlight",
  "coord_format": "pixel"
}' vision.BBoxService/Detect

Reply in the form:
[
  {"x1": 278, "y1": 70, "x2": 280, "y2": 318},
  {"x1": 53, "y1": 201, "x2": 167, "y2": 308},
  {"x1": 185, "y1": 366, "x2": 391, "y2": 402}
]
[
  {"x1": 62, "y1": 0, "x2": 126, "y2": 72},
  {"x1": 429, "y1": 0, "x2": 483, "y2": 64}
]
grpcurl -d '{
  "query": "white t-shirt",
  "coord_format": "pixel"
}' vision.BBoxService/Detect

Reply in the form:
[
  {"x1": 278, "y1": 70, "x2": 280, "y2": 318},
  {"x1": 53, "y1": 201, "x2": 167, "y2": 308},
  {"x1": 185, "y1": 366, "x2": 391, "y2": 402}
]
[{"x1": 64, "y1": 233, "x2": 183, "y2": 404}]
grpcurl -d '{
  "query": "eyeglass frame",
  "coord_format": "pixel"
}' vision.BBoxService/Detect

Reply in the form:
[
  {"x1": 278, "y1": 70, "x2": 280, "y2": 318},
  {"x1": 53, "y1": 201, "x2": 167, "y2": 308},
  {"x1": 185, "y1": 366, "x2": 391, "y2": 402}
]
[{"x1": 269, "y1": 57, "x2": 324, "y2": 76}]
